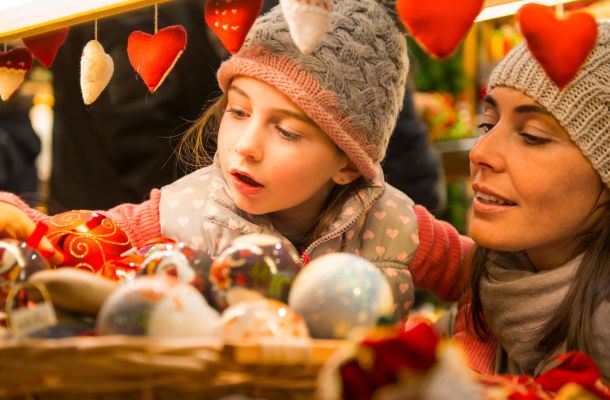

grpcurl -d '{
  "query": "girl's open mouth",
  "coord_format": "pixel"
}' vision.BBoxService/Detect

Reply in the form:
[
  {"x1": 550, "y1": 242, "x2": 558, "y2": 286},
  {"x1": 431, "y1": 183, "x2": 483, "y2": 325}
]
[{"x1": 233, "y1": 172, "x2": 263, "y2": 187}]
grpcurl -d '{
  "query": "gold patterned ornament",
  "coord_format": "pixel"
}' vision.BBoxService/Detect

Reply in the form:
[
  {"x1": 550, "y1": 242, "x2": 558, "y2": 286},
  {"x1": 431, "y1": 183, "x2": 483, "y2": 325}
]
[{"x1": 46, "y1": 210, "x2": 132, "y2": 279}]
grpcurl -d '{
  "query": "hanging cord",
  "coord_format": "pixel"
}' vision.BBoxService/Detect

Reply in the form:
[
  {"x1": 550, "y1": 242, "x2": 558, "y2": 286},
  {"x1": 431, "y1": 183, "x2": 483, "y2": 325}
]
[
  {"x1": 555, "y1": 3, "x2": 565, "y2": 19},
  {"x1": 94, "y1": 19, "x2": 98, "y2": 41},
  {"x1": 154, "y1": 3, "x2": 158, "y2": 34},
  {"x1": 3, "y1": 43, "x2": 6, "y2": 52}
]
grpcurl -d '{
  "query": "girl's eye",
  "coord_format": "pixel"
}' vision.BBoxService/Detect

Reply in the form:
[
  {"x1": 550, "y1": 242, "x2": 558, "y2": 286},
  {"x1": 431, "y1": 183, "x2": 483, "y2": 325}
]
[
  {"x1": 519, "y1": 132, "x2": 551, "y2": 146},
  {"x1": 276, "y1": 126, "x2": 300, "y2": 141},
  {"x1": 476, "y1": 123, "x2": 494, "y2": 135},
  {"x1": 226, "y1": 107, "x2": 248, "y2": 119}
]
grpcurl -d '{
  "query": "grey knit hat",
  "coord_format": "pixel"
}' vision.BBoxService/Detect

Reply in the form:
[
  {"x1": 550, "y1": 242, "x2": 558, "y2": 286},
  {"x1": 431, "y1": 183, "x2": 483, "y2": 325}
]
[
  {"x1": 488, "y1": 20, "x2": 610, "y2": 188},
  {"x1": 217, "y1": 0, "x2": 409, "y2": 180}
]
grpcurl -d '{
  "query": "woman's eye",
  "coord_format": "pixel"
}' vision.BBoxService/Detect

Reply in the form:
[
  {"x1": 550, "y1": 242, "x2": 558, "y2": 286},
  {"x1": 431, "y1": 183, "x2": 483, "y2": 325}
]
[
  {"x1": 276, "y1": 126, "x2": 300, "y2": 141},
  {"x1": 476, "y1": 123, "x2": 494, "y2": 135},
  {"x1": 519, "y1": 132, "x2": 550, "y2": 146},
  {"x1": 226, "y1": 108, "x2": 248, "y2": 119}
]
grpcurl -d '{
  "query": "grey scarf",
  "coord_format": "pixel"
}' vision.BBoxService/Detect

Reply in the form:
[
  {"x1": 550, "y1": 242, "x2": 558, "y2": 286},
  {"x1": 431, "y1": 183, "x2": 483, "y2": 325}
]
[{"x1": 480, "y1": 251, "x2": 582, "y2": 375}]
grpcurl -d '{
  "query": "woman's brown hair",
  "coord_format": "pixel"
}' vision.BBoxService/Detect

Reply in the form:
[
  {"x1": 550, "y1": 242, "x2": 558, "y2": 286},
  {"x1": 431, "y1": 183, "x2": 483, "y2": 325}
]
[
  {"x1": 468, "y1": 190, "x2": 610, "y2": 354},
  {"x1": 176, "y1": 92, "x2": 365, "y2": 246}
]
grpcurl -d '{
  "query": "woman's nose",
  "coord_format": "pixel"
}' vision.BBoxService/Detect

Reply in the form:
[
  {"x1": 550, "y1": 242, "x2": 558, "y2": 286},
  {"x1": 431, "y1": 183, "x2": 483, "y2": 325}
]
[{"x1": 469, "y1": 127, "x2": 506, "y2": 173}]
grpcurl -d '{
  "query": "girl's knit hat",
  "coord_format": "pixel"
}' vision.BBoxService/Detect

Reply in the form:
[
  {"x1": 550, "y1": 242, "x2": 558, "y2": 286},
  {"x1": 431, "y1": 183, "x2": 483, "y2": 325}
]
[
  {"x1": 488, "y1": 20, "x2": 610, "y2": 188},
  {"x1": 217, "y1": 0, "x2": 409, "y2": 180}
]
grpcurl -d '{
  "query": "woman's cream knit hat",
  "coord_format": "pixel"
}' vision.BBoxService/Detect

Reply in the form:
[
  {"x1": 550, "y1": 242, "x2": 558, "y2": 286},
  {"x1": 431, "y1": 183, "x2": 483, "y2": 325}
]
[{"x1": 488, "y1": 20, "x2": 610, "y2": 188}]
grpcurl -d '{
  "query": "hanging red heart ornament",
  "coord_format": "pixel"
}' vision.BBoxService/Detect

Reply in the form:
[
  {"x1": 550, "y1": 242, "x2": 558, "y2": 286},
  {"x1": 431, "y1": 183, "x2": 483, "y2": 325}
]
[
  {"x1": 127, "y1": 25, "x2": 187, "y2": 93},
  {"x1": 205, "y1": 0, "x2": 263, "y2": 54},
  {"x1": 518, "y1": 4, "x2": 597, "y2": 89},
  {"x1": 0, "y1": 48, "x2": 33, "y2": 101},
  {"x1": 22, "y1": 28, "x2": 69, "y2": 68},
  {"x1": 396, "y1": 0, "x2": 483, "y2": 59}
]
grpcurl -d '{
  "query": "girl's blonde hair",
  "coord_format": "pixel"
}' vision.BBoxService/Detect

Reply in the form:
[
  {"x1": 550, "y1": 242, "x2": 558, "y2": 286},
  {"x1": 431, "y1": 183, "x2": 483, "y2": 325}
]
[{"x1": 176, "y1": 93, "x2": 365, "y2": 245}]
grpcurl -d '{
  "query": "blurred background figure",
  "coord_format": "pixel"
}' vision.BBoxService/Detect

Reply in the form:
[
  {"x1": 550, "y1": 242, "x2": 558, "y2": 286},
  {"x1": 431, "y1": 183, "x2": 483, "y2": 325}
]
[
  {"x1": 382, "y1": 84, "x2": 445, "y2": 215},
  {"x1": 0, "y1": 96, "x2": 41, "y2": 206},
  {"x1": 49, "y1": 0, "x2": 222, "y2": 211}
]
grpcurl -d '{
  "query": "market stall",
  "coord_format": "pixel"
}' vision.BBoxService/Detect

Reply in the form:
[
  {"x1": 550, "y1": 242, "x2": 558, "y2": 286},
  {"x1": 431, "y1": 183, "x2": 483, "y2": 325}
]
[{"x1": 0, "y1": 1, "x2": 609, "y2": 399}]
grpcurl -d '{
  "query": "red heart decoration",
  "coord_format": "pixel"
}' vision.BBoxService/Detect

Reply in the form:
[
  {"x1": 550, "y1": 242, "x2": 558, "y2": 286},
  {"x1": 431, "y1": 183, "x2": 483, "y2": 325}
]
[
  {"x1": 127, "y1": 25, "x2": 187, "y2": 93},
  {"x1": 518, "y1": 4, "x2": 597, "y2": 89},
  {"x1": 396, "y1": 0, "x2": 483, "y2": 59},
  {"x1": 23, "y1": 28, "x2": 69, "y2": 68},
  {"x1": 205, "y1": 0, "x2": 263, "y2": 54},
  {"x1": 0, "y1": 47, "x2": 32, "y2": 71},
  {"x1": 0, "y1": 48, "x2": 33, "y2": 101}
]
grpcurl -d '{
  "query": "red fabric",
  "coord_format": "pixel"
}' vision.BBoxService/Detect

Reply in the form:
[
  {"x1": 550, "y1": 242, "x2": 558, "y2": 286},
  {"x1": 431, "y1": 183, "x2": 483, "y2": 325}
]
[
  {"x1": 103, "y1": 190, "x2": 162, "y2": 248},
  {"x1": 479, "y1": 352, "x2": 610, "y2": 399},
  {"x1": 25, "y1": 222, "x2": 48, "y2": 250},
  {"x1": 0, "y1": 47, "x2": 33, "y2": 71},
  {"x1": 205, "y1": 0, "x2": 263, "y2": 54},
  {"x1": 410, "y1": 205, "x2": 498, "y2": 373},
  {"x1": 518, "y1": 4, "x2": 598, "y2": 88},
  {"x1": 22, "y1": 28, "x2": 69, "y2": 68},
  {"x1": 127, "y1": 25, "x2": 187, "y2": 93},
  {"x1": 452, "y1": 295, "x2": 498, "y2": 374},
  {"x1": 396, "y1": 0, "x2": 483, "y2": 59},
  {"x1": 410, "y1": 205, "x2": 474, "y2": 302},
  {"x1": 535, "y1": 352, "x2": 610, "y2": 398},
  {"x1": 339, "y1": 322, "x2": 441, "y2": 400}
]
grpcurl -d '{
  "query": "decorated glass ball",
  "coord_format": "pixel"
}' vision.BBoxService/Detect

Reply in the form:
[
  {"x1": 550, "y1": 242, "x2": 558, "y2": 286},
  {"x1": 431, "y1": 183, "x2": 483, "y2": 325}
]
[
  {"x1": 0, "y1": 239, "x2": 50, "y2": 307},
  {"x1": 46, "y1": 210, "x2": 132, "y2": 276},
  {"x1": 209, "y1": 233, "x2": 301, "y2": 311},
  {"x1": 96, "y1": 275, "x2": 220, "y2": 337},
  {"x1": 221, "y1": 299, "x2": 309, "y2": 340},
  {"x1": 288, "y1": 253, "x2": 394, "y2": 339},
  {"x1": 138, "y1": 242, "x2": 213, "y2": 296},
  {"x1": 137, "y1": 237, "x2": 177, "y2": 257}
]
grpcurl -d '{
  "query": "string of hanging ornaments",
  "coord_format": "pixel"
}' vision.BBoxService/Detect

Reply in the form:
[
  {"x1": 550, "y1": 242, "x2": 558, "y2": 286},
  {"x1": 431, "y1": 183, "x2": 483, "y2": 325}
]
[{"x1": 0, "y1": 0, "x2": 599, "y2": 104}]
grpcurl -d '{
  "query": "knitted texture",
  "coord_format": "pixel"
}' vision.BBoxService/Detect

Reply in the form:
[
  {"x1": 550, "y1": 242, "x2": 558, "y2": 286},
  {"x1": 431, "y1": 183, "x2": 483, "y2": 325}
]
[
  {"x1": 217, "y1": 0, "x2": 408, "y2": 180},
  {"x1": 488, "y1": 20, "x2": 610, "y2": 188}
]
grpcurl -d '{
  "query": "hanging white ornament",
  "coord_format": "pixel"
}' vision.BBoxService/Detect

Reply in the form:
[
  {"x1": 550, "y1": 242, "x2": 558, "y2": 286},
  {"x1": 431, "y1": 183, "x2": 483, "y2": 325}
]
[
  {"x1": 80, "y1": 40, "x2": 114, "y2": 105},
  {"x1": 280, "y1": 0, "x2": 333, "y2": 54}
]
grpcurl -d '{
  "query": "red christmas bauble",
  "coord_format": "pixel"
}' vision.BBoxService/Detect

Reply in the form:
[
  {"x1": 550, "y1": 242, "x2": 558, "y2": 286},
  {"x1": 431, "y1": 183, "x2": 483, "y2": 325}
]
[{"x1": 46, "y1": 211, "x2": 132, "y2": 277}]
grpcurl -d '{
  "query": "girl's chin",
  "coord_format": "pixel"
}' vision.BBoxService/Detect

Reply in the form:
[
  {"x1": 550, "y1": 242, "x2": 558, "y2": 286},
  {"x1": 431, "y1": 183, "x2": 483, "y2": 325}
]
[{"x1": 232, "y1": 196, "x2": 269, "y2": 216}]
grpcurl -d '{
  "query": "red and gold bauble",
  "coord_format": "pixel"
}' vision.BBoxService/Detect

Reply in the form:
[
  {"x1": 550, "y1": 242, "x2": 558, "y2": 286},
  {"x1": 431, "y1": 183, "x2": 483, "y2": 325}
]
[{"x1": 46, "y1": 211, "x2": 132, "y2": 278}]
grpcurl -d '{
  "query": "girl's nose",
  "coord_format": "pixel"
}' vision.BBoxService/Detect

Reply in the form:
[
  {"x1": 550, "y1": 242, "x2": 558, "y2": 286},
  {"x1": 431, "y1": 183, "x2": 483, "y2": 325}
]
[
  {"x1": 469, "y1": 127, "x2": 506, "y2": 173},
  {"x1": 234, "y1": 121, "x2": 264, "y2": 162}
]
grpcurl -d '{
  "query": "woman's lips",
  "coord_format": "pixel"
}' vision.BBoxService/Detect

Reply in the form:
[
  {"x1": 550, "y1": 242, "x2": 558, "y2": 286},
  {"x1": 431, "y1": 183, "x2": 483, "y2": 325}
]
[{"x1": 472, "y1": 190, "x2": 517, "y2": 214}]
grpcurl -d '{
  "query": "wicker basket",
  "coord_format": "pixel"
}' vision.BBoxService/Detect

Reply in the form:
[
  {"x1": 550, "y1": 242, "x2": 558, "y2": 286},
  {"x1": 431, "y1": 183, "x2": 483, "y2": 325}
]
[{"x1": 0, "y1": 336, "x2": 343, "y2": 400}]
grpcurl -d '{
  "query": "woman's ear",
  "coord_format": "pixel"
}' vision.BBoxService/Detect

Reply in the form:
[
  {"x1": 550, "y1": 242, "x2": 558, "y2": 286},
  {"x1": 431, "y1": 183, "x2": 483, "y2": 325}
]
[{"x1": 332, "y1": 160, "x2": 361, "y2": 185}]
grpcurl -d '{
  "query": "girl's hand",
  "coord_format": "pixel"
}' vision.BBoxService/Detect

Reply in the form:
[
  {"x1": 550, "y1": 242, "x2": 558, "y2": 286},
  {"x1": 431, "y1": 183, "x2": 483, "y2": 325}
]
[{"x1": 0, "y1": 203, "x2": 63, "y2": 265}]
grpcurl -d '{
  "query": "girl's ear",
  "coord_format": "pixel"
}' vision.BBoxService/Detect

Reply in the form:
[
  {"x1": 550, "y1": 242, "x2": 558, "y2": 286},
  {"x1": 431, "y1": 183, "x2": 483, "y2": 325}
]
[{"x1": 332, "y1": 160, "x2": 361, "y2": 185}]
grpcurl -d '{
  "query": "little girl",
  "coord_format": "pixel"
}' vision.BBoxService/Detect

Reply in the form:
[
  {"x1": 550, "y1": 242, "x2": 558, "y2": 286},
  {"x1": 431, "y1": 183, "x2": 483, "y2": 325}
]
[{"x1": 0, "y1": 0, "x2": 469, "y2": 319}]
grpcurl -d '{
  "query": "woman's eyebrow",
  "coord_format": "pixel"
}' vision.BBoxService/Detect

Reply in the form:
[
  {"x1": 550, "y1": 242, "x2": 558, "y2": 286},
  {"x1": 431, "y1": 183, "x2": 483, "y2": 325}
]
[
  {"x1": 483, "y1": 94, "x2": 552, "y2": 117},
  {"x1": 482, "y1": 95, "x2": 497, "y2": 107},
  {"x1": 514, "y1": 104, "x2": 553, "y2": 116}
]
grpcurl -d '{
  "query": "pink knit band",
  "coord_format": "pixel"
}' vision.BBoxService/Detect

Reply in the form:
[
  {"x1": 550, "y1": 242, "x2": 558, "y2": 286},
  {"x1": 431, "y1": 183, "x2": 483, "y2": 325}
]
[{"x1": 217, "y1": 48, "x2": 381, "y2": 181}]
